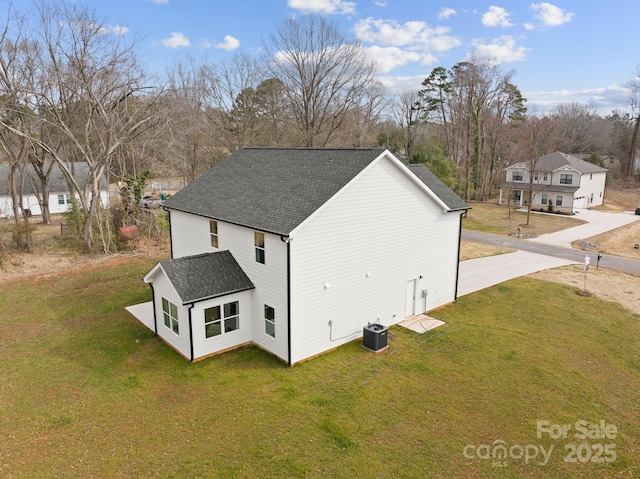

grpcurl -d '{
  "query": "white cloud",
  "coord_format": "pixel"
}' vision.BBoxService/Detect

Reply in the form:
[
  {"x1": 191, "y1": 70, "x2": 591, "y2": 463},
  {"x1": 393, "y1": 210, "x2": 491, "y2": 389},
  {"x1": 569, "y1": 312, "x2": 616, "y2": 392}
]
[
  {"x1": 112, "y1": 25, "x2": 129, "y2": 35},
  {"x1": 150, "y1": 0, "x2": 169, "y2": 3},
  {"x1": 354, "y1": 18, "x2": 461, "y2": 51},
  {"x1": 482, "y1": 6, "x2": 513, "y2": 27},
  {"x1": 524, "y1": 23, "x2": 535, "y2": 30},
  {"x1": 365, "y1": 46, "x2": 431, "y2": 73},
  {"x1": 374, "y1": 0, "x2": 388, "y2": 6},
  {"x1": 161, "y1": 32, "x2": 190, "y2": 49},
  {"x1": 438, "y1": 8, "x2": 457, "y2": 20},
  {"x1": 287, "y1": 0, "x2": 356, "y2": 14},
  {"x1": 215, "y1": 35, "x2": 240, "y2": 51},
  {"x1": 469, "y1": 36, "x2": 528, "y2": 63},
  {"x1": 377, "y1": 74, "x2": 430, "y2": 95},
  {"x1": 531, "y1": 2, "x2": 573, "y2": 27},
  {"x1": 525, "y1": 84, "x2": 630, "y2": 114}
]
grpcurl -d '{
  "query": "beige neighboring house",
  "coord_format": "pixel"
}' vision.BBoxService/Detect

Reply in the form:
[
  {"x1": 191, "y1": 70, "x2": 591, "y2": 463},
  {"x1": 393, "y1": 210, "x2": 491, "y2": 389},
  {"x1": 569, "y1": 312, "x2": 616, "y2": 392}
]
[{"x1": 499, "y1": 151, "x2": 608, "y2": 214}]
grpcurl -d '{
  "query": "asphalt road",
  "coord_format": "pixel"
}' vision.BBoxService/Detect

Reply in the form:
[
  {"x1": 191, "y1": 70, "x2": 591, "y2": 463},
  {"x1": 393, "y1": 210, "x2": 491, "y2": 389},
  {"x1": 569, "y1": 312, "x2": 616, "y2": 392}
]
[{"x1": 462, "y1": 229, "x2": 640, "y2": 275}]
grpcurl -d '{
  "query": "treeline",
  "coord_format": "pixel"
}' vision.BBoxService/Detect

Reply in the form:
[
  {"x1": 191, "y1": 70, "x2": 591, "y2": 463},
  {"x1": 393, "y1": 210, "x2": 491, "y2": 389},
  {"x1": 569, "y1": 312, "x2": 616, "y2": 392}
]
[{"x1": 1, "y1": 0, "x2": 639, "y2": 252}]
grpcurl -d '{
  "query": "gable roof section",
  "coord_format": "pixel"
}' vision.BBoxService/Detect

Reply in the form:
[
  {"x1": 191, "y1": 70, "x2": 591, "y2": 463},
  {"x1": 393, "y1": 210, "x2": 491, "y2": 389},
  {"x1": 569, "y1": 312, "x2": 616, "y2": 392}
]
[
  {"x1": 407, "y1": 164, "x2": 470, "y2": 211},
  {"x1": 146, "y1": 250, "x2": 255, "y2": 305},
  {"x1": 506, "y1": 152, "x2": 608, "y2": 174},
  {"x1": 163, "y1": 148, "x2": 468, "y2": 235},
  {"x1": 163, "y1": 148, "x2": 382, "y2": 235}
]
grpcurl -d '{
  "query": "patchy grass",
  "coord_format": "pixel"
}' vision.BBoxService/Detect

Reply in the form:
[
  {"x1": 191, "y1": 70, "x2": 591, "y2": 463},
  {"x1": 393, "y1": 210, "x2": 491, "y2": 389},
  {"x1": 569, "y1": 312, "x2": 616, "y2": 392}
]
[
  {"x1": 463, "y1": 202, "x2": 586, "y2": 236},
  {"x1": 460, "y1": 240, "x2": 515, "y2": 261},
  {"x1": 1, "y1": 259, "x2": 639, "y2": 478}
]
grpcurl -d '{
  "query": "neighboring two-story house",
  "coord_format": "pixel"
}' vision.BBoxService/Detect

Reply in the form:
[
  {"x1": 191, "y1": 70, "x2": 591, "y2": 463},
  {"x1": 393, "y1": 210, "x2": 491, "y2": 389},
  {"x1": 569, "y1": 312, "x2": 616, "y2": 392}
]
[
  {"x1": 499, "y1": 151, "x2": 608, "y2": 214},
  {"x1": 141, "y1": 148, "x2": 469, "y2": 365}
]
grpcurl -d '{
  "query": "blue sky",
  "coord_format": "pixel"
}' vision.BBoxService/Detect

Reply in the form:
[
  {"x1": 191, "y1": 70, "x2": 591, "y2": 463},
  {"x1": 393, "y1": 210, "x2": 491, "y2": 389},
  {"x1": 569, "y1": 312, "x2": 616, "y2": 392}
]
[{"x1": 84, "y1": 0, "x2": 638, "y2": 115}]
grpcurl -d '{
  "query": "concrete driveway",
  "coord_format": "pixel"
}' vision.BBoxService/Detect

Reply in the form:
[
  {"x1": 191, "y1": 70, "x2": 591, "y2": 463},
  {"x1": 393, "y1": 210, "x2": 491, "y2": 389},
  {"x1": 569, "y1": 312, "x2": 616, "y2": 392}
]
[
  {"x1": 458, "y1": 250, "x2": 576, "y2": 297},
  {"x1": 527, "y1": 209, "x2": 640, "y2": 248},
  {"x1": 457, "y1": 209, "x2": 640, "y2": 297}
]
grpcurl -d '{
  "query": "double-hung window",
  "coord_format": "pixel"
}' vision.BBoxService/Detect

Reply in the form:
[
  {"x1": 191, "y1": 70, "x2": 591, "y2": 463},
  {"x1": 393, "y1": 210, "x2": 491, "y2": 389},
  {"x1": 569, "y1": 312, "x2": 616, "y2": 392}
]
[
  {"x1": 210, "y1": 220, "x2": 218, "y2": 248},
  {"x1": 541, "y1": 194, "x2": 548, "y2": 205},
  {"x1": 512, "y1": 171, "x2": 524, "y2": 182},
  {"x1": 162, "y1": 298, "x2": 179, "y2": 335},
  {"x1": 255, "y1": 232, "x2": 265, "y2": 264},
  {"x1": 264, "y1": 305, "x2": 275, "y2": 338},
  {"x1": 556, "y1": 196, "x2": 563, "y2": 206}
]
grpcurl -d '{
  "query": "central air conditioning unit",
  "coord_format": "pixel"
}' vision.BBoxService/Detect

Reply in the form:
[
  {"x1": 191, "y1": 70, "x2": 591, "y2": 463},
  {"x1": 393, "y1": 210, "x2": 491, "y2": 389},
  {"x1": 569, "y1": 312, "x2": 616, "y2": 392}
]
[{"x1": 362, "y1": 323, "x2": 388, "y2": 352}]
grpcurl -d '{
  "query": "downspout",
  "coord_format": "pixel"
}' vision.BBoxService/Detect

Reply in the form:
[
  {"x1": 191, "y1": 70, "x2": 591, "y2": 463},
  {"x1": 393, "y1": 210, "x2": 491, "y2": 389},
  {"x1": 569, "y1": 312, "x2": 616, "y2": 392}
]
[
  {"x1": 149, "y1": 283, "x2": 158, "y2": 335},
  {"x1": 187, "y1": 303, "x2": 195, "y2": 362},
  {"x1": 454, "y1": 212, "x2": 464, "y2": 300},
  {"x1": 281, "y1": 235, "x2": 292, "y2": 368},
  {"x1": 165, "y1": 208, "x2": 173, "y2": 258}
]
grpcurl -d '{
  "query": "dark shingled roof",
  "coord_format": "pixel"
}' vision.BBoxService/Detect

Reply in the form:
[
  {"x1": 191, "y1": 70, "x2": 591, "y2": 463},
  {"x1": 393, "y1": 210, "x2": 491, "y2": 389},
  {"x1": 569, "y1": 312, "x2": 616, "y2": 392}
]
[
  {"x1": 407, "y1": 164, "x2": 470, "y2": 211},
  {"x1": 159, "y1": 251, "x2": 255, "y2": 305},
  {"x1": 163, "y1": 148, "x2": 469, "y2": 235}
]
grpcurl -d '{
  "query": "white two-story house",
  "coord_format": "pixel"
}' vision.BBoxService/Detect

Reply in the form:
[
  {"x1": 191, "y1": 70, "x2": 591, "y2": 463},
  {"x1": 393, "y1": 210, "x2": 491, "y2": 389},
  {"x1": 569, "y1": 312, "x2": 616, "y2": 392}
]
[
  {"x1": 142, "y1": 148, "x2": 469, "y2": 365},
  {"x1": 499, "y1": 151, "x2": 608, "y2": 214}
]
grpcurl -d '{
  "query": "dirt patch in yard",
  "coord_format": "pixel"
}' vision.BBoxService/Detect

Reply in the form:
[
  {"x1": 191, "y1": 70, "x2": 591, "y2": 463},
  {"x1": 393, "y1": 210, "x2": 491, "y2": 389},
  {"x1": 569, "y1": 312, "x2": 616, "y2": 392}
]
[
  {"x1": 571, "y1": 221, "x2": 640, "y2": 260},
  {"x1": 529, "y1": 265, "x2": 640, "y2": 315}
]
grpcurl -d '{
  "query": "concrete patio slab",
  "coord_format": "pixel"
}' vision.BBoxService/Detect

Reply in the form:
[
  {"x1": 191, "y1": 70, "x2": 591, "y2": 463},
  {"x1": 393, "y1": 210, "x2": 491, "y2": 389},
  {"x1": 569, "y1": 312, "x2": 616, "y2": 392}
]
[
  {"x1": 397, "y1": 314, "x2": 446, "y2": 333},
  {"x1": 125, "y1": 301, "x2": 155, "y2": 332}
]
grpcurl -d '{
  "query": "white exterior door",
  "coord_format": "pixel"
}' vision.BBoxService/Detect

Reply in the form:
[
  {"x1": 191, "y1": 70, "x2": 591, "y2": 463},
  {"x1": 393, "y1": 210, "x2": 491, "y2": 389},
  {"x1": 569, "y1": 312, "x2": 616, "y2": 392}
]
[{"x1": 405, "y1": 279, "x2": 416, "y2": 318}]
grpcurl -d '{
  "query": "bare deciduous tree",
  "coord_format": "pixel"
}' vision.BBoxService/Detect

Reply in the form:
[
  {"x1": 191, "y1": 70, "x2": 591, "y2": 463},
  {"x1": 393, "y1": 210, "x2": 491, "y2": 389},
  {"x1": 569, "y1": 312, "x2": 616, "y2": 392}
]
[
  {"x1": 263, "y1": 15, "x2": 380, "y2": 147},
  {"x1": 0, "y1": 0, "x2": 158, "y2": 251}
]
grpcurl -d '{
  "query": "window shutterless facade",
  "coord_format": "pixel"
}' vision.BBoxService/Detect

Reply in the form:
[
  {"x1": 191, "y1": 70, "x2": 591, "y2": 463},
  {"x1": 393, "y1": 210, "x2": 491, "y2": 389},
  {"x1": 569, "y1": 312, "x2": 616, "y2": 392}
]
[
  {"x1": 541, "y1": 194, "x2": 548, "y2": 205},
  {"x1": 556, "y1": 196, "x2": 563, "y2": 206},
  {"x1": 512, "y1": 171, "x2": 523, "y2": 182},
  {"x1": 162, "y1": 298, "x2": 179, "y2": 335},
  {"x1": 254, "y1": 232, "x2": 265, "y2": 264},
  {"x1": 264, "y1": 305, "x2": 275, "y2": 338}
]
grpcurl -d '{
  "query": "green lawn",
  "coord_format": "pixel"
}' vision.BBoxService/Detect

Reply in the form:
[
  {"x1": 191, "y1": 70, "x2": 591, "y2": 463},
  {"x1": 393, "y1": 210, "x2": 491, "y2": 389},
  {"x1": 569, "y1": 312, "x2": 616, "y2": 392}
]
[{"x1": 1, "y1": 259, "x2": 639, "y2": 478}]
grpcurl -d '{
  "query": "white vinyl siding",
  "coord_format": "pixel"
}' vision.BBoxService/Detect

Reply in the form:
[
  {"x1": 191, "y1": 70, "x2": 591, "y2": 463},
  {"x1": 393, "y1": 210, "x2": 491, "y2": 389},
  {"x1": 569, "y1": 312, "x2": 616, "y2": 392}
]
[
  {"x1": 288, "y1": 155, "x2": 462, "y2": 364},
  {"x1": 191, "y1": 291, "x2": 253, "y2": 359},
  {"x1": 573, "y1": 171, "x2": 607, "y2": 208},
  {"x1": 0, "y1": 190, "x2": 108, "y2": 219},
  {"x1": 146, "y1": 268, "x2": 192, "y2": 359},
  {"x1": 167, "y1": 211, "x2": 289, "y2": 362}
]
